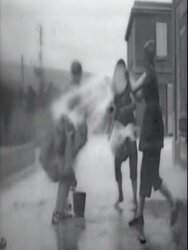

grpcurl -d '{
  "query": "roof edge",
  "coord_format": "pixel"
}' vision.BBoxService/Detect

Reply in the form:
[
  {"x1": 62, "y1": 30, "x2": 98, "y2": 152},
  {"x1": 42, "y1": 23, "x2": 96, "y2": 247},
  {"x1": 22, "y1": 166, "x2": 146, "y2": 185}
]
[
  {"x1": 125, "y1": 1, "x2": 172, "y2": 41},
  {"x1": 125, "y1": 8, "x2": 134, "y2": 41}
]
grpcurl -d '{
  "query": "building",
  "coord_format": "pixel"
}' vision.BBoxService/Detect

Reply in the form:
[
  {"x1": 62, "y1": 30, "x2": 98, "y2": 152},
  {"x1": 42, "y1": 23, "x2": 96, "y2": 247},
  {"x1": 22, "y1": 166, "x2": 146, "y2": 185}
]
[
  {"x1": 125, "y1": 1, "x2": 173, "y2": 135},
  {"x1": 173, "y1": 0, "x2": 187, "y2": 168}
]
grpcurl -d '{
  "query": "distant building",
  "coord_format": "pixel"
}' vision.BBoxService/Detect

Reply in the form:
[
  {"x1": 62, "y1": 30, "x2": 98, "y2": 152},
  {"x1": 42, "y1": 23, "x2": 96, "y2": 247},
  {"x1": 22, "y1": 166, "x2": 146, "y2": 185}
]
[
  {"x1": 125, "y1": 1, "x2": 173, "y2": 135},
  {"x1": 173, "y1": 0, "x2": 187, "y2": 168}
]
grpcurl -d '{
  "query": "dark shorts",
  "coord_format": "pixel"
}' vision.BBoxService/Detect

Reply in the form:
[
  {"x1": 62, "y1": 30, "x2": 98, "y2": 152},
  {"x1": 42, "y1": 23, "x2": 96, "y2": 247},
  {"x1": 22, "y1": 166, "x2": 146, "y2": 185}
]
[
  {"x1": 139, "y1": 104, "x2": 164, "y2": 151},
  {"x1": 115, "y1": 139, "x2": 137, "y2": 181},
  {"x1": 140, "y1": 149, "x2": 162, "y2": 198}
]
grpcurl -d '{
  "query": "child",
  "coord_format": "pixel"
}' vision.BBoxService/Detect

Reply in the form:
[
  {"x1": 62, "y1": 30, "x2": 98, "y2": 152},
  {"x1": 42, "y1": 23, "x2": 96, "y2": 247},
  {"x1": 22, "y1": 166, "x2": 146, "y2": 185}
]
[
  {"x1": 111, "y1": 59, "x2": 138, "y2": 214},
  {"x1": 128, "y1": 40, "x2": 181, "y2": 243}
]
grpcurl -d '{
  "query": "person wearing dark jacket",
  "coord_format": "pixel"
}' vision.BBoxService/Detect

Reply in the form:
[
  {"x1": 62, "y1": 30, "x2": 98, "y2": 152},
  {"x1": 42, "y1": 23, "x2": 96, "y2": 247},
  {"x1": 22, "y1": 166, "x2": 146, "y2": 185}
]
[{"x1": 128, "y1": 40, "x2": 181, "y2": 244}]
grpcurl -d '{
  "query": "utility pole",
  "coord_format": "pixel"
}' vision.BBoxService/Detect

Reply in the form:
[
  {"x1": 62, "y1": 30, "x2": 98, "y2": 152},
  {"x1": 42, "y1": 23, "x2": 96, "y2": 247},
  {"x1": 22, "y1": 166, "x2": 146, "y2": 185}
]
[
  {"x1": 39, "y1": 24, "x2": 44, "y2": 95},
  {"x1": 21, "y1": 55, "x2": 24, "y2": 87},
  {"x1": 39, "y1": 25, "x2": 43, "y2": 70}
]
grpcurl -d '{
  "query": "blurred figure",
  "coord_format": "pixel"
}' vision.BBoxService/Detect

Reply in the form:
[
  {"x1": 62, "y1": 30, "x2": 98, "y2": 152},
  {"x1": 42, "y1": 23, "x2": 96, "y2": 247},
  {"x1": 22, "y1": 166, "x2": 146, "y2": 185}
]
[
  {"x1": 129, "y1": 40, "x2": 180, "y2": 244},
  {"x1": 71, "y1": 60, "x2": 83, "y2": 85},
  {"x1": 66, "y1": 60, "x2": 84, "y2": 113},
  {"x1": 50, "y1": 60, "x2": 88, "y2": 224},
  {"x1": 68, "y1": 60, "x2": 88, "y2": 156},
  {"x1": 111, "y1": 59, "x2": 138, "y2": 215},
  {"x1": 26, "y1": 85, "x2": 37, "y2": 113},
  {"x1": 0, "y1": 237, "x2": 6, "y2": 249},
  {"x1": 0, "y1": 84, "x2": 13, "y2": 135}
]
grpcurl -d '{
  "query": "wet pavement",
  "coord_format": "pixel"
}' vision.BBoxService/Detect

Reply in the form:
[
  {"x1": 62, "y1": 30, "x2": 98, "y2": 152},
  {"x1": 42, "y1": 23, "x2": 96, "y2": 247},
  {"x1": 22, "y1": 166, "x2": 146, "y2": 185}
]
[{"x1": 0, "y1": 137, "x2": 187, "y2": 250}]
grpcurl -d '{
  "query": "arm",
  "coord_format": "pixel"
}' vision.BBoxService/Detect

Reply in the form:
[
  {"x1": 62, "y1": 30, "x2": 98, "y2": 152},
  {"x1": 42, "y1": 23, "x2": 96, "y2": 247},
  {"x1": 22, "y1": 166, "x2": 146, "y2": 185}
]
[
  {"x1": 125, "y1": 70, "x2": 144, "y2": 103},
  {"x1": 128, "y1": 71, "x2": 148, "y2": 102},
  {"x1": 129, "y1": 72, "x2": 147, "y2": 93}
]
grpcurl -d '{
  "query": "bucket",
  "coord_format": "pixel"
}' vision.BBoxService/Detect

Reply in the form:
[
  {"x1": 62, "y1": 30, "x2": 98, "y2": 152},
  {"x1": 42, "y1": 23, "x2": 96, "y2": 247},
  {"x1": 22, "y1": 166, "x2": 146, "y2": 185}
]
[{"x1": 73, "y1": 191, "x2": 86, "y2": 217}]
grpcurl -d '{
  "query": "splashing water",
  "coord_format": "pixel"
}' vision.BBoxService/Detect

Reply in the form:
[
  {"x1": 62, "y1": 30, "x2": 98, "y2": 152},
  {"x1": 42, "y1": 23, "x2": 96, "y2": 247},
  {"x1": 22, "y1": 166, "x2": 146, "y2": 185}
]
[
  {"x1": 51, "y1": 76, "x2": 112, "y2": 126},
  {"x1": 50, "y1": 75, "x2": 136, "y2": 156}
]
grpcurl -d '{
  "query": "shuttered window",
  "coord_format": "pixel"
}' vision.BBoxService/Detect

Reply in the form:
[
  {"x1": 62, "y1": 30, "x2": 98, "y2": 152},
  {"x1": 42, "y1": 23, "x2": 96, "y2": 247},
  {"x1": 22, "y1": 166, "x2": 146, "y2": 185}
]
[{"x1": 156, "y1": 22, "x2": 167, "y2": 57}]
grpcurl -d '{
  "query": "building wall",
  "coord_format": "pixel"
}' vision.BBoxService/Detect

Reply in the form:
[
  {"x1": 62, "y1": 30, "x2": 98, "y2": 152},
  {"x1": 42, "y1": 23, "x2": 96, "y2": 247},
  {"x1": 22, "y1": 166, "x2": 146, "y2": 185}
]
[
  {"x1": 134, "y1": 12, "x2": 173, "y2": 76},
  {"x1": 127, "y1": 19, "x2": 135, "y2": 70},
  {"x1": 173, "y1": 0, "x2": 187, "y2": 168}
]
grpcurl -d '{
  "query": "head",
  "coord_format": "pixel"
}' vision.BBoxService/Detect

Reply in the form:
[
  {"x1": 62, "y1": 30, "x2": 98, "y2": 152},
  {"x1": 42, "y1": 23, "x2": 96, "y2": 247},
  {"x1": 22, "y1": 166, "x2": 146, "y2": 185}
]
[
  {"x1": 112, "y1": 59, "x2": 127, "y2": 95},
  {"x1": 144, "y1": 40, "x2": 156, "y2": 64},
  {"x1": 71, "y1": 60, "x2": 83, "y2": 85}
]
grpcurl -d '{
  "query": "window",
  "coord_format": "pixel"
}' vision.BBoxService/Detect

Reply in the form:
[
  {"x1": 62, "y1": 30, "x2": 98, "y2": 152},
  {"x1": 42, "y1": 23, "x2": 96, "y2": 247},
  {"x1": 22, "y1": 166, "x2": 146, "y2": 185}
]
[{"x1": 156, "y1": 22, "x2": 167, "y2": 57}]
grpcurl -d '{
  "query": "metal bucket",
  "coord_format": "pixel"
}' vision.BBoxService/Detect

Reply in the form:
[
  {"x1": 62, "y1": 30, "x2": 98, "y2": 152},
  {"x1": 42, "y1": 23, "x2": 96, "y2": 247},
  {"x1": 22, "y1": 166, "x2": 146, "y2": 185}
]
[{"x1": 73, "y1": 191, "x2": 86, "y2": 217}]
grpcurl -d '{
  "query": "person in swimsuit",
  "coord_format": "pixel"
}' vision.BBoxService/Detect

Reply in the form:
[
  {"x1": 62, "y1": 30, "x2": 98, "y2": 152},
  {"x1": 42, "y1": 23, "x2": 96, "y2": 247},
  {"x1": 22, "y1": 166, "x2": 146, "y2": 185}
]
[
  {"x1": 112, "y1": 59, "x2": 138, "y2": 214},
  {"x1": 129, "y1": 40, "x2": 181, "y2": 244}
]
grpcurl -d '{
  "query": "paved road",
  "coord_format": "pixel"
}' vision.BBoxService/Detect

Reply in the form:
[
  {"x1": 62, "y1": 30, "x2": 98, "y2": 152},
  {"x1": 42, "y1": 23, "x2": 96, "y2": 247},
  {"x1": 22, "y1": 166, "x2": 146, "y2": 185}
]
[{"x1": 0, "y1": 137, "x2": 187, "y2": 250}]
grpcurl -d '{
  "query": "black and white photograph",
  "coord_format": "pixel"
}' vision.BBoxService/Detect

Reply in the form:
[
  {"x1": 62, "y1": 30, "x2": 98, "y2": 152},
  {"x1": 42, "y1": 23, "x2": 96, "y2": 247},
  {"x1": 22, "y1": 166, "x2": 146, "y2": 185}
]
[{"x1": 0, "y1": 0, "x2": 187, "y2": 249}]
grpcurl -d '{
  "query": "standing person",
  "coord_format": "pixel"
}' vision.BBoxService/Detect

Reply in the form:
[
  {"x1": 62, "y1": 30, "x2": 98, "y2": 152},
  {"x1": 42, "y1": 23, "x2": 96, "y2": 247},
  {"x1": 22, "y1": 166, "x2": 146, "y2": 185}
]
[
  {"x1": 129, "y1": 40, "x2": 181, "y2": 243},
  {"x1": 111, "y1": 59, "x2": 138, "y2": 214},
  {"x1": 71, "y1": 60, "x2": 83, "y2": 86}
]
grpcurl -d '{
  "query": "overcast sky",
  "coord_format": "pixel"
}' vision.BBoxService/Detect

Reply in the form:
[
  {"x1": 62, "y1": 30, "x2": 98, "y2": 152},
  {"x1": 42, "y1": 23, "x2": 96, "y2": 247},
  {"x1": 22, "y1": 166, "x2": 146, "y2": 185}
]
[{"x1": 0, "y1": 0, "x2": 172, "y2": 76}]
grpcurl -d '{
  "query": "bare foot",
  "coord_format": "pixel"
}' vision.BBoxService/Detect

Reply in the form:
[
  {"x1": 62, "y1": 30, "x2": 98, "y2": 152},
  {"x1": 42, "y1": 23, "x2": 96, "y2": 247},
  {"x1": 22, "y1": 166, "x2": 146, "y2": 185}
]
[
  {"x1": 114, "y1": 201, "x2": 123, "y2": 214},
  {"x1": 137, "y1": 233, "x2": 146, "y2": 244},
  {"x1": 137, "y1": 222, "x2": 146, "y2": 244},
  {"x1": 131, "y1": 201, "x2": 138, "y2": 218},
  {"x1": 119, "y1": 194, "x2": 124, "y2": 203}
]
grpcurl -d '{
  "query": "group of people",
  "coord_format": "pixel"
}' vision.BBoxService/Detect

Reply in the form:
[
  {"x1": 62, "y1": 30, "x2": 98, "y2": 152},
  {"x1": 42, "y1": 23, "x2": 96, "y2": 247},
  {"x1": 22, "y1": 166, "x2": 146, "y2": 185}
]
[{"x1": 40, "y1": 40, "x2": 181, "y2": 244}]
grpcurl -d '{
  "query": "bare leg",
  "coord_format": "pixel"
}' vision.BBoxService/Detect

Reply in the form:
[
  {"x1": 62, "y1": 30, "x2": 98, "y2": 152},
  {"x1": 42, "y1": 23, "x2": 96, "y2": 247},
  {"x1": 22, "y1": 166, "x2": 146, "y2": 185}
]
[
  {"x1": 129, "y1": 141, "x2": 138, "y2": 211},
  {"x1": 137, "y1": 195, "x2": 145, "y2": 217},
  {"x1": 131, "y1": 180, "x2": 137, "y2": 217},
  {"x1": 159, "y1": 182, "x2": 175, "y2": 208},
  {"x1": 159, "y1": 182, "x2": 181, "y2": 226},
  {"x1": 137, "y1": 223, "x2": 146, "y2": 244},
  {"x1": 55, "y1": 181, "x2": 71, "y2": 213},
  {"x1": 133, "y1": 195, "x2": 146, "y2": 244},
  {"x1": 131, "y1": 180, "x2": 137, "y2": 203},
  {"x1": 52, "y1": 181, "x2": 72, "y2": 224},
  {"x1": 115, "y1": 159, "x2": 123, "y2": 203},
  {"x1": 118, "y1": 173, "x2": 123, "y2": 202}
]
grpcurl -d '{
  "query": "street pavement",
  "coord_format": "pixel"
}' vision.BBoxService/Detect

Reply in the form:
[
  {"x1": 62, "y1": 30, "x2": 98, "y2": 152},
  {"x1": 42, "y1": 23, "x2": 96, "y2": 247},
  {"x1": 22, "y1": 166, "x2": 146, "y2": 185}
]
[{"x1": 0, "y1": 137, "x2": 187, "y2": 250}]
